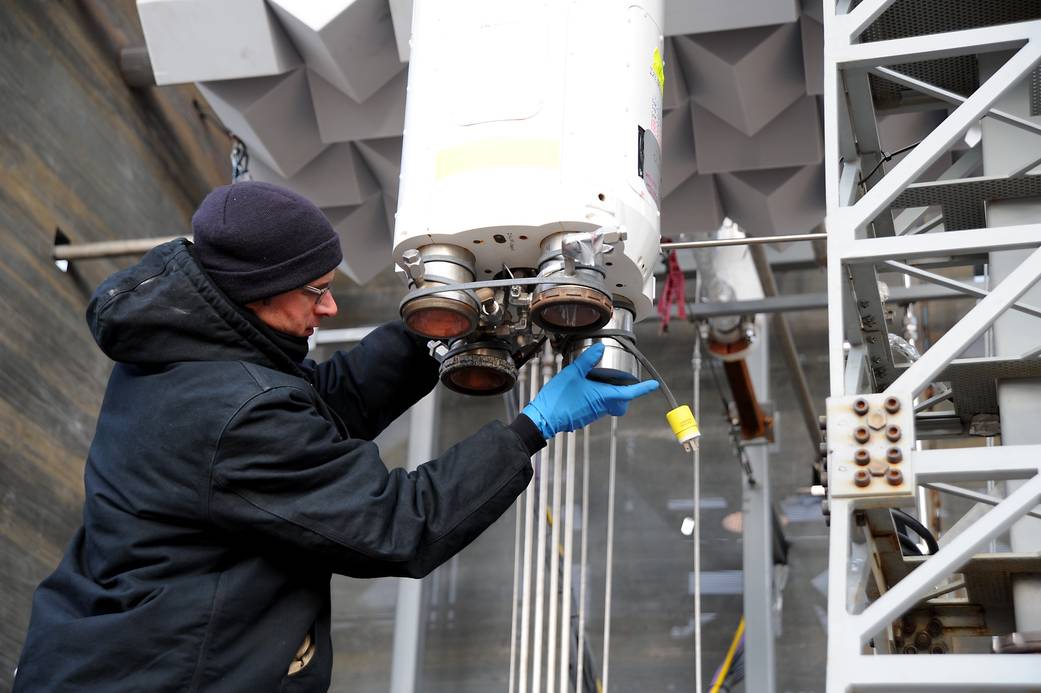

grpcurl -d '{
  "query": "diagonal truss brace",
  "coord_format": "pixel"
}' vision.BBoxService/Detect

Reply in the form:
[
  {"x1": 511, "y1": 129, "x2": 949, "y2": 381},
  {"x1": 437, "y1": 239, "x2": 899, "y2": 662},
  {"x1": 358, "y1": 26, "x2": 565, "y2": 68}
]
[
  {"x1": 851, "y1": 471, "x2": 1041, "y2": 645},
  {"x1": 883, "y1": 260, "x2": 1041, "y2": 320},
  {"x1": 885, "y1": 246, "x2": 1041, "y2": 396},
  {"x1": 834, "y1": 24, "x2": 1041, "y2": 233}
]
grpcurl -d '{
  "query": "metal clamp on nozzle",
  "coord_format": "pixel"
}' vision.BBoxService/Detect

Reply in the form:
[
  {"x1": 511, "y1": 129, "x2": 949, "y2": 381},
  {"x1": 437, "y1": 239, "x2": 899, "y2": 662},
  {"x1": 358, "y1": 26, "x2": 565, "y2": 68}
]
[
  {"x1": 398, "y1": 248, "x2": 425, "y2": 284},
  {"x1": 398, "y1": 245, "x2": 480, "y2": 340},
  {"x1": 530, "y1": 229, "x2": 614, "y2": 333}
]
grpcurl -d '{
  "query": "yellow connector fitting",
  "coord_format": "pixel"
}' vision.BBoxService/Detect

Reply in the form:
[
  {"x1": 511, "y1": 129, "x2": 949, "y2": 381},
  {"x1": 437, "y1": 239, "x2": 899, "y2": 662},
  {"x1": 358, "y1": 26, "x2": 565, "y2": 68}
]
[{"x1": 667, "y1": 405, "x2": 700, "y2": 452}]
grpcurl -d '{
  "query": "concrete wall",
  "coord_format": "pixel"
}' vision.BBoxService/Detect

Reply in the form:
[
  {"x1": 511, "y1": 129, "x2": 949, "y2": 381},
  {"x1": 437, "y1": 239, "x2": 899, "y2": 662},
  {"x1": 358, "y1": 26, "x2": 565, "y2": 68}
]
[{"x1": 0, "y1": 2, "x2": 227, "y2": 684}]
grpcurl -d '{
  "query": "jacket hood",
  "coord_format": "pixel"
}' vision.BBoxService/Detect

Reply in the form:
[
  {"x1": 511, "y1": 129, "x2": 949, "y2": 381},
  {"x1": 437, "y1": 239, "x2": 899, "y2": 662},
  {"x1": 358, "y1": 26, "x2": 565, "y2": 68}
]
[{"x1": 87, "y1": 239, "x2": 300, "y2": 373}]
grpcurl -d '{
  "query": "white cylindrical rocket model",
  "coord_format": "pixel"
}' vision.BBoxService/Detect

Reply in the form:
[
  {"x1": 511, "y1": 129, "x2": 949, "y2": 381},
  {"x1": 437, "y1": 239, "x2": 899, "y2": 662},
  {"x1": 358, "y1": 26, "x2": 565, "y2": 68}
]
[{"x1": 394, "y1": 0, "x2": 664, "y2": 355}]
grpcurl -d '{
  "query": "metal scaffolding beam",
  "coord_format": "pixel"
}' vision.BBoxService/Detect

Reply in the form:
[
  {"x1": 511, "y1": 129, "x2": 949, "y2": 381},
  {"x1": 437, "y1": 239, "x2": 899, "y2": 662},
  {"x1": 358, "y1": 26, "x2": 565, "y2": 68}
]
[{"x1": 824, "y1": 5, "x2": 1041, "y2": 691}]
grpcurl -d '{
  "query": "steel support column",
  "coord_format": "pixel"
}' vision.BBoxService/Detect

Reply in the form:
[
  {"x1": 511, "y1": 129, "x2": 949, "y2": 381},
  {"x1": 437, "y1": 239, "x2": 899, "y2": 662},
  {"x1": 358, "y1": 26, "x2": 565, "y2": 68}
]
[
  {"x1": 981, "y1": 49, "x2": 1041, "y2": 635},
  {"x1": 824, "y1": 5, "x2": 1041, "y2": 691},
  {"x1": 742, "y1": 322, "x2": 776, "y2": 693},
  {"x1": 389, "y1": 389, "x2": 440, "y2": 693}
]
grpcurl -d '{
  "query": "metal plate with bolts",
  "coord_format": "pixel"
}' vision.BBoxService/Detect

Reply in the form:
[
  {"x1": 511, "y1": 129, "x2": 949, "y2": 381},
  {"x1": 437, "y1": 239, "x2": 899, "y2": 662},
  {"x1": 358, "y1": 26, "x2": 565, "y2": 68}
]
[{"x1": 827, "y1": 393, "x2": 916, "y2": 505}]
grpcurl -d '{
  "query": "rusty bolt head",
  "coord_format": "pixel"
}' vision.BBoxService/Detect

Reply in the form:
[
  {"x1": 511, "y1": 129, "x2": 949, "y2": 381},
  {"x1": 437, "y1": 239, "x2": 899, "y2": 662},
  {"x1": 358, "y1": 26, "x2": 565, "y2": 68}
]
[
  {"x1": 927, "y1": 619, "x2": 943, "y2": 637},
  {"x1": 886, "y1": 424, "x2": 902, "y2": 442},
  {"x1": 854, "y1": 449, "x2": 871, "y2": 466},
  {"x1": 854, "y1": 469, "x2": 871, "y2": 487},
  {"x1": 886, "y1": 447, "x2": 903, "y2": 463},
  {"x1": 884, "y1": 396, "x2": 901, "y2": 414},
  {"x1": 901, "y1": 620, "x2": 916, "y2": 636},
  {"x1": 902, "y1": 645, "x2": 917, "y2": 655},
  {"x1": 886, "y1": 468, "x2": 904, "y2": 486},
  {"x1": 853, "y1": 398, "x2": 870, "y2": 416},
  {"x1": 930, "y1": 643, "x2": 947, "y2": 655},
  {"x1": 914, "y1": 631, "x2": 932, "y2": 650},
  {"x1": 854, "y1": 426, "x2": 871, "y2": 444}
]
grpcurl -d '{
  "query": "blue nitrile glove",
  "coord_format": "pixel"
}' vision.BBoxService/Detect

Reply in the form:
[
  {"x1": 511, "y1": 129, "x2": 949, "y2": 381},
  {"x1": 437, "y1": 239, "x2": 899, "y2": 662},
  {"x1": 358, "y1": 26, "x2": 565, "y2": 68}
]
[{"x1": 522, "y1": 343, "x2": 660, "y2": 439}]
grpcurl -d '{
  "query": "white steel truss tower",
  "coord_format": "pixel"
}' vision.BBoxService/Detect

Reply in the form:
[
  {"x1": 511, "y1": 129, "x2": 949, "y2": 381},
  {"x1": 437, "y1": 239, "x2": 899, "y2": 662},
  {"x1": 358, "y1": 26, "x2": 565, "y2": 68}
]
[{"x1": 822, "y1": 1, "x2": 1041, "y2": 691}]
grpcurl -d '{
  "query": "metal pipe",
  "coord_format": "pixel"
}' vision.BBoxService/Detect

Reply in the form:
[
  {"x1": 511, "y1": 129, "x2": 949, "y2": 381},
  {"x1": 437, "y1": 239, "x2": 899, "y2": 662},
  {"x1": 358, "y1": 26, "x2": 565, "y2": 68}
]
[
  {"x1": 509, "y1": 486, "x2": 522, "y2": 693},
  {"x1": 546, "y1": 373, "x2": 564, "y2": 693},
  {"x1": 508, "y1": 364, "x2": 530, "y2": 693},
  {"x1": 692, "y1": 334, "x2": 704, "y2": 693},
  {"x1": 532, "y1": 348, "x2": 554, "y2": 691},
  {"x1": 518, "y1": 358, "x2": 540, "y2": 693},
  {"x1": 53, "y1": 235, "x2": 187, "y2": 260},
  {"x1": 602, "y1": 416, "x2": 618, "y2": 693},
  {"x1": 575, "y1": 428, "x2": 591, "y2": 693},
  {"x1": 683, "y1": 283, "x2": 968, "y2": 320},
  {"x1": 750, "y1": 244, "x2": 822, "y2": 452},
  {"x1": 660, "y1": 232, "x2": 826, "y2": 251},
  {"x1": 559, "y1": 431, "x2": 577, "y2": 693}
]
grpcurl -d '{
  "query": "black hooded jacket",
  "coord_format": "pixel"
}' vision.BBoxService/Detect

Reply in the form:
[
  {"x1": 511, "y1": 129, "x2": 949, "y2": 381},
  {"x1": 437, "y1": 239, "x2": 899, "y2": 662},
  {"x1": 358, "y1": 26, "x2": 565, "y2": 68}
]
[{"x1": 14, "y1": 239, "x2": 540, "y2": 691}]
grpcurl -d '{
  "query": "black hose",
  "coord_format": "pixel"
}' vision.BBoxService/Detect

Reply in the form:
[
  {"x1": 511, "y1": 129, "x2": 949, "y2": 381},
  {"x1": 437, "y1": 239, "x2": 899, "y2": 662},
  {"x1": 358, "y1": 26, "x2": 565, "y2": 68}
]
[
  {"x1": 611, "y1": 335, "x2": 679, "y2": 410},
  {"x1": 898, "y1": 531, "x2": 924, "y2": 556},
  {"x1": 892, "y1": 509, "x2": 939, "y2": 555},
  {"x1": 557, "y1": 332, "x2": 680, "y2": 411}
]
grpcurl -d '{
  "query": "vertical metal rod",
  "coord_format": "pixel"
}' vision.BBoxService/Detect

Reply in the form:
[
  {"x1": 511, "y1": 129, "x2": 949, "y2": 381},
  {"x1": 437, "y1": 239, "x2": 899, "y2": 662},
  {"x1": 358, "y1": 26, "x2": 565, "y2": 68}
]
[
  {"x1": 983, "y1": 261, "x2": 1000, "y2": 554},
  {"x1": 533, "y1": 349, "x2": 555, "y2": 691},
  {"x1": 559, "y1": 431, "x2": 577, "y2": 693},
  {"x1": 509, "y1": 366, "x2": 528, "y2": 693},
  {"x1": 827, "y1": 238, "x2": 848, "y2": 394},
  {"x1": 987, "y1": 462, "x2": 999, "y2": 554},
  {"x1": 519, "y1": 359, "x2": 541, "y2": 693},
  {"x1": 547, "y1": 364, "x2": 564, "y2": 693},
  {"x1": 602, "y1": 417, "x2": 619, "y2": 693},
  {"x1": 575, "y1": 428, "x2": 591, "y2": 693},
  {"x1": 692, "y1": 335, "x2": 704, "y2": 693},
  {"x1": 509, "y1": 451, "x2": 524, "y2": 693},
  {"x1": 751, "y1": 244, "x2": 821, "y2": 451}
]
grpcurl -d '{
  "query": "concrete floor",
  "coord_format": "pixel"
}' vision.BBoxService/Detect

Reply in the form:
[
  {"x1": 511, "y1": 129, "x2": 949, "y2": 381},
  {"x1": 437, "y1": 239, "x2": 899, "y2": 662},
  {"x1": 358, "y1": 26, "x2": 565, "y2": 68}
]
[{"x1": 312, "y1": 261, "x2": 841, "y2": 692}]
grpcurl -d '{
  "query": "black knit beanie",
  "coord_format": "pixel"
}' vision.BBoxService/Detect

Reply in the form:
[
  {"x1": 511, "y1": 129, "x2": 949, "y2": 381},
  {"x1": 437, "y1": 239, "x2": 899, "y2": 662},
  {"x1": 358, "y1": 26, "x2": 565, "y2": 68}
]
[{"x1": 191, "y1": 181, "x2": 343, "y2": 304}]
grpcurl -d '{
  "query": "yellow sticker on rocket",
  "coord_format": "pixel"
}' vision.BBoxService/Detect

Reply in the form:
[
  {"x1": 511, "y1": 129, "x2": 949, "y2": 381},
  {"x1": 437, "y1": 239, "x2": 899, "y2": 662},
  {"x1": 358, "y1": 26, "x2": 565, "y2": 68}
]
[{"x1": 651, "y1": 47, "x2": 664, "y2": 95}]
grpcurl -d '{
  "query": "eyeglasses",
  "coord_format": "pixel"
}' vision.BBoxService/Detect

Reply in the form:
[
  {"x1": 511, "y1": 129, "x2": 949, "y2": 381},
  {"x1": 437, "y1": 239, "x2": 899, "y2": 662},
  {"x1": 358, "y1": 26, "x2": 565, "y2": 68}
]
[{"x1": 301, "y1": 284, "x2": 332, "y2": 305}]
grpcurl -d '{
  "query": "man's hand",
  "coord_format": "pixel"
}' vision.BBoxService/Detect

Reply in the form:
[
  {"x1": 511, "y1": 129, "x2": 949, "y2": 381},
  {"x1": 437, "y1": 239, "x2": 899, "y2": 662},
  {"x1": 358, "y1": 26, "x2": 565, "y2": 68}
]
[{"x1": 522, "y1": 343, "x2": 659, "y2": 439}]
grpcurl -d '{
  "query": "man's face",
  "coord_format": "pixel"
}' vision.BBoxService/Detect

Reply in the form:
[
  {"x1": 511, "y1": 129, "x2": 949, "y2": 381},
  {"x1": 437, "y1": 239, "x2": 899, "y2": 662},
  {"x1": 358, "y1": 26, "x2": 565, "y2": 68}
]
[{"x1": 246, "y1": 270, "x2": 338, "y2": 337}]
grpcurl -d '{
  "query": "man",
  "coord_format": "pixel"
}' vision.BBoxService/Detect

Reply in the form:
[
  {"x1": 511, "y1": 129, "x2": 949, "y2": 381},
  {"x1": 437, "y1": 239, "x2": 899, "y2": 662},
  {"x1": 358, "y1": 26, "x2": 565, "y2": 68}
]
[{"x1": 14, "y1": 181, "x2": 657, "y2": 691}]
